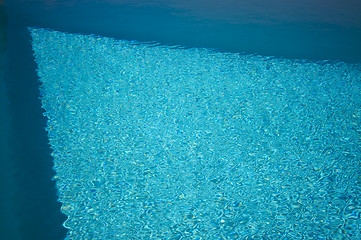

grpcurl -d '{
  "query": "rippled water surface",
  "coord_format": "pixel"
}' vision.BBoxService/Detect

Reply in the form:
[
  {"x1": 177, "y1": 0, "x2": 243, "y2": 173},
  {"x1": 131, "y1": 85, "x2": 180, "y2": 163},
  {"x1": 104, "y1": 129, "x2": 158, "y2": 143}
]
[
  {"x1": 2, "y1": 0, "x2": 361, "y2": 239},
  {"x1": 30, "y1": 27, "x2": 361, "y2": 239}
]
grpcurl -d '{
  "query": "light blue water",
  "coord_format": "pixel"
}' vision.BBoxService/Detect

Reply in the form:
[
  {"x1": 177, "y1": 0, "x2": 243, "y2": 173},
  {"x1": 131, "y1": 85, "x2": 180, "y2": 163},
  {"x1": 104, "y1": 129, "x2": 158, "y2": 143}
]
[{"x1": 30, "y1": 27, "x2": 361, "y2": 239}]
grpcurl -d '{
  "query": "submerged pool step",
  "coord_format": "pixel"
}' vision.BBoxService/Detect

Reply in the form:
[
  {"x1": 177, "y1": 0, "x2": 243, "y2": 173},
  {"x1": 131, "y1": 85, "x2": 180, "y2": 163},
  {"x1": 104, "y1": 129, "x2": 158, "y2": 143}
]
[{"x1": 30, "y1": 27, "x2": 361, "y2": 239}]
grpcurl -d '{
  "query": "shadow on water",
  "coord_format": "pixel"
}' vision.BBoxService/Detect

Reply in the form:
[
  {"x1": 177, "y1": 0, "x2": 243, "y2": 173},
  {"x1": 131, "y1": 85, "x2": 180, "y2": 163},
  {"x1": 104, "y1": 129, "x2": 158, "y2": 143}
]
[{"x1": 0, "y1": 1, "x2": 68, "y2": 239}]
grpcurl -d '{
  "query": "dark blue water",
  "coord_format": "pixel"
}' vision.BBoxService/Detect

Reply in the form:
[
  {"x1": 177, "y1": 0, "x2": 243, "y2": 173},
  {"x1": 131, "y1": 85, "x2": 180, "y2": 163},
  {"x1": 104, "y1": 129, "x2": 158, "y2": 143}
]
[
  {"x1": 1, "y1": 4, "x2": 67, "y2": 240},
  {"x1": 7, "y1": 0, "x2": 361, "y2": 61},
  {"x1": 1, "y1": 0, "x2": 361, "y2": 239}
]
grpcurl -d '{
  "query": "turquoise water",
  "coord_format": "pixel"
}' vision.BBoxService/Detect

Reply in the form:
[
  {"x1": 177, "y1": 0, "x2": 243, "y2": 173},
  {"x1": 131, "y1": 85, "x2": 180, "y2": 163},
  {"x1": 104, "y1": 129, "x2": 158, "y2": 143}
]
[{"x1": 31, "y1": 28, "x2": 361, "y2": 239}]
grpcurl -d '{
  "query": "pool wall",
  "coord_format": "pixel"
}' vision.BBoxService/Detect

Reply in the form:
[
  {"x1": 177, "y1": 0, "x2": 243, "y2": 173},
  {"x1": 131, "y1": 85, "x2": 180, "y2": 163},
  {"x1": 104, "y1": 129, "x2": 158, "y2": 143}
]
[{"x1": 0, "y1": 7, "x2": 67, "y2": 240}]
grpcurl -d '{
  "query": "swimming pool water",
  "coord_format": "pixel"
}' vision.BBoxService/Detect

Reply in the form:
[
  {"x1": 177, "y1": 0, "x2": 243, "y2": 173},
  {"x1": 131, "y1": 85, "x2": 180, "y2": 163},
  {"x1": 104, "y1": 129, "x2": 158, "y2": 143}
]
[{"x1": 30, "y1": 27, "x2": 361, "y2": 239}]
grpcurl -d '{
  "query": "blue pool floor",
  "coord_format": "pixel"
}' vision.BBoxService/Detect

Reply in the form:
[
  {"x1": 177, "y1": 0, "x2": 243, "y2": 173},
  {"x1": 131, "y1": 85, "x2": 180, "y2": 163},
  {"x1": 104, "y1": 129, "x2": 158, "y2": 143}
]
[{"x1": 30, "y1": 28, "x2": 361, "y2": 239}]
